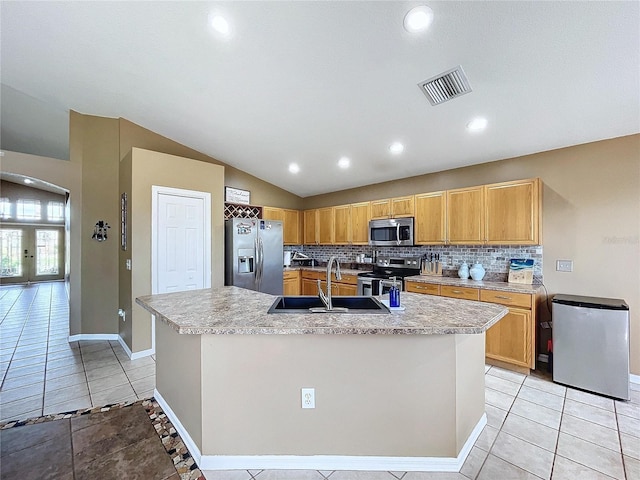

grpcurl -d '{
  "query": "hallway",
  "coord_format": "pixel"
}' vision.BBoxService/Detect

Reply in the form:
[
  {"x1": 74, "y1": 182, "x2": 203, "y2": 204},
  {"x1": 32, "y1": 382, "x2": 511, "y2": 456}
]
[{"x1": 0, "y1": 281, "x2": 155, "y2": 422}]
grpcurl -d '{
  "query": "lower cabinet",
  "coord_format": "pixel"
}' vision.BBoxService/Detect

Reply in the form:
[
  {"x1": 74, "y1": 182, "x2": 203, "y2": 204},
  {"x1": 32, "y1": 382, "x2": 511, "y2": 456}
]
[
  {"x1": 300, "y1": 270, "x2": 358, "y2": 296},
  {"x1": 404, "y1": 280, "x2": 537, "y2": 372},
  {"x1": 283, "y1": 271, "x2": 301, "y2": 296}
]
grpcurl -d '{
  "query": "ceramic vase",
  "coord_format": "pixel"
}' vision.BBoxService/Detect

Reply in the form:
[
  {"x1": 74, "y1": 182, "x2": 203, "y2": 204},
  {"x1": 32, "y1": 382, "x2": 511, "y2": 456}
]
[
  {"x1": 458, "y1": 262, "x2": 470, "y2": 279},
  {"x1": 470, "y1": 263, "x2": 486, "y2": 281}
]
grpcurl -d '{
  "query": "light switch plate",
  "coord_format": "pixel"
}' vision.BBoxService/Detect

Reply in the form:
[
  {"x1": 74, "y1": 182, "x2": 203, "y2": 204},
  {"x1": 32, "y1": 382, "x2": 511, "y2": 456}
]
[{"x1": 556, "y1": 260, "x2": 573, "y2": 272}]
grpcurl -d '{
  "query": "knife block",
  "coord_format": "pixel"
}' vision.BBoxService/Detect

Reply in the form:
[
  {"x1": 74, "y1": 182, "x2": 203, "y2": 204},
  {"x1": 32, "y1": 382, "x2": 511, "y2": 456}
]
[{"x1": 420, "y1": 261, "x2": 443, "y2": 276}]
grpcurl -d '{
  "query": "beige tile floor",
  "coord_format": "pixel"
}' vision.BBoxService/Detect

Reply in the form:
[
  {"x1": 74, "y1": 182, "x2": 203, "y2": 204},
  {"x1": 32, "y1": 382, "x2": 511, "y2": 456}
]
[
  {"x1": 1, "y1": 282, "x2": 639, "y2": 479},
  {"x1": 0, "y1": 282, "x2": 155, "y2": 422}
]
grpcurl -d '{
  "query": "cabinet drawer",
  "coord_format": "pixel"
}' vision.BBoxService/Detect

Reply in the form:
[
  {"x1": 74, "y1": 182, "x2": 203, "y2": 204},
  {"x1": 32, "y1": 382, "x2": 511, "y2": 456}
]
[
  {"x1": 333, "y1": 273, "x2": 358, "y2": 285},
  {"x1": 406, "y1": 282, "x2": 440, "y2": 295},
  {"x1": 440, "y1": 285, "x2": 479, "y2": 301},
  {"x1": 301, "y1": 270, "x2": 323, "y2": 280},
  {"x1": 480, "y1": 290, "x2": 531, "y2": 309},
  {"x1": 283, "y1": 270, "x2": 300, "y2": 280}
]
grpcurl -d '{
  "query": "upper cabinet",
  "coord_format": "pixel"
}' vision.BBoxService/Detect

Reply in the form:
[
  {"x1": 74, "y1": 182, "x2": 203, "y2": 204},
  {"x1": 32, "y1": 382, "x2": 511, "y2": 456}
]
[
  {"x1": 485, "y1": 178, "x2": 541, "y2": 245},
  {"x1": 263, "y1": 206, "x2": 301, "y2": 245},
  {"x1": 414, "y1": 191, "x2": 446, "y2": 245},
  {"x1": 370, "y1": 195, "x2": 415, "y2": 219},
  {"x1": 332, "y1": 202, "x2": 370, "y2": 245},
  {"x1": 446, "y1": 186, "x2": 485, "y2": 244},
  {"x1": 318, "y1": 207, "x2": 335, "y2": 245},
  {"x1": 303, "y1": 209, "x2": 318, "y2": 245}
]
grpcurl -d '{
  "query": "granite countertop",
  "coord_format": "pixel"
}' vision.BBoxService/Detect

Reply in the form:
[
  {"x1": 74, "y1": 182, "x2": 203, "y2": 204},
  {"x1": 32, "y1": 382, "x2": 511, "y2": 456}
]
[
  {"x1": 136, "y1": 286, "x2": 507, "y2": 336},
  {"x1": 404, "y1": 275, "x2": 543, "y2": 294}
]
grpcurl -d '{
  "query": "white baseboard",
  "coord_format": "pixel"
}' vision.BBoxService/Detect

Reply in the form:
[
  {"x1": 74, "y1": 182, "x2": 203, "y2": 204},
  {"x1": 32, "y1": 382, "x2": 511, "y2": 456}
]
[
  {"x1": 117, "y1": 336, "x2": 154, "y2": 360},
  {"x1": 155, "y1": 386, "x2": 486, "y2": 472},
  {"x1": 154, "y1": 389, "x2": 202, "y2": 466},
  {"x1": 68, "y1": 333, "x2": 119, "y2": 342}
]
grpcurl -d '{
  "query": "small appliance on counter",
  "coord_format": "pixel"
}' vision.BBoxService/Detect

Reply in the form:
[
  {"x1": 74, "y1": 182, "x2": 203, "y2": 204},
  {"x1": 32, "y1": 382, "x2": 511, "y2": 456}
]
[{"x1": 291, "y1": 251, "x2": 316, "y2": 267}]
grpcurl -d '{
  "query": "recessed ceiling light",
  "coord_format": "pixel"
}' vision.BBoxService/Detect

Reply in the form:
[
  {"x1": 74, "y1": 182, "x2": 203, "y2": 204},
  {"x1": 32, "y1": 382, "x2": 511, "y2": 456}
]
[
  {"x1": 389, "y1": 142, "x2": 405, "y2": 155},
  {"x1": 403, "y1": 6, "x2": 434, "y2": 33},
  {"x1": 24, "y1": 178, "x2": 34, "y2": 184},
  {"x1": 210, "y1": 15, "x2": 230, "y2": 36},
  {"x1": 288, "y1": 163, "x2": 300, "y2": 174},
  {"x1": 338, "y1": 157, "x2": 351, "y2": 169},
  {"x1": 467, "y1": 117, "x2": 488, "y2": 132}
]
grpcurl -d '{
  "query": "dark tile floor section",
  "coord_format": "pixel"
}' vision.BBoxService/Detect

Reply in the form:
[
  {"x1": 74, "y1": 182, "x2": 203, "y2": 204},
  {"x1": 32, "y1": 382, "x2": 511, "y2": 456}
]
[{"x1": 1, "y1": 403, "x2": 178, "y2": 480}]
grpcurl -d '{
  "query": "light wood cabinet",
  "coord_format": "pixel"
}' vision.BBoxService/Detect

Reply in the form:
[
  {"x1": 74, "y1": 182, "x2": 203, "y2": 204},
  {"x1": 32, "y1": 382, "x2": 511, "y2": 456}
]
[
  {"x1": 318, "y1": 207, "x2": 334, "y2": 245},
  {"x1": 333, "y1": 205, "x2": 351, "y2": 244},
  {"x1": 391, "y1": 196, "x2": 415, "y2": 217},
  {"x1": 370, "y1": 196, "x2": 415, "y2": 219},
  {"x1": 446, "y1": 186, "x2": 485, "y2": 244},
  {"x1": 485, "y1": 178, "x2": 541, "y2": 245},
  {"x1": 283, "y1": 270, "x2": 301, "y2": 296},
  {"x1": 302, "y1": 278, "x2": 318, "y2": 295},
  {"x1": 350, "y1": 202, "x2": 370, "y2": 244},
  {"x1": 406, "y1": 281, "x2": 537, "y2": 372},
  {"x1": 485, "y1": 307, "x2": 532, "y2": 368},
  {"x1": 304, "y1": 209, "x2": 318, "y2": 245},
  {"x1": 264, "y1": 207, "x2": 301, "y2": 245},
  {"x1": 405, "y1": 281, "x2": 440, "y2": 295},
  {"x1": 440, "y1": 285, "x2": 480, "y2": 301},
  {"x1": 414, "y1": 191, "x2": 446, "y2": 245}
]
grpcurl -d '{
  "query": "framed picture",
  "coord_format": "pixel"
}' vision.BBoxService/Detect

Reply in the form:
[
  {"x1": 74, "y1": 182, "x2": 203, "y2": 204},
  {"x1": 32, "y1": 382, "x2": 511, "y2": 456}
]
[
  {"x1": 225, "y1": 186, "x2": 250, "y2": 205},
  {"x1": 120, "y1": 193, "x2": 127, "y2": 251}
]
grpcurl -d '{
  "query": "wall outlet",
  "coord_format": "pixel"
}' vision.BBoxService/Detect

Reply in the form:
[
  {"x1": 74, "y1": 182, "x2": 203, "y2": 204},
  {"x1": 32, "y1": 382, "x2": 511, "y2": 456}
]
[
  {"x1": 301, "y1": 388, "x2": 315, "y2": 409},
  {"x1": 556, "y1": 260, "x2": 573, "y2": 272}
]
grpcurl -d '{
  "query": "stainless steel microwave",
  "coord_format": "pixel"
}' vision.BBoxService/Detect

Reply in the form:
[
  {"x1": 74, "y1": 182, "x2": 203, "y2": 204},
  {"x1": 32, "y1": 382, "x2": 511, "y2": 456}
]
[{"x1": 368, "y1": 218, "x2": 414, "y2": 246}]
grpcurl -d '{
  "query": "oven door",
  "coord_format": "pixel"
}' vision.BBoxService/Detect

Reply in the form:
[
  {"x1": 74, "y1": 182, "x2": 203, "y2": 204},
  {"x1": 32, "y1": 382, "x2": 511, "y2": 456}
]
[
  {"x1": 357, "y1": 277, "x2": 381, "y2": 296},
  {"x1": 380, "y1": 278, "x2": 403, "y2": 296}
]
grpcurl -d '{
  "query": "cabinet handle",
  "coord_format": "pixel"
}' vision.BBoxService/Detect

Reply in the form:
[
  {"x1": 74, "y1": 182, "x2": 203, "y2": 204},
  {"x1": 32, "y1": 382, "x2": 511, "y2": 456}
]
[
  {"x1": 495, "y1": 295, "x2": 512, "y2": 300},
  {"x1": 452, "y1": 290, "x2": 463, "y2": 294}
]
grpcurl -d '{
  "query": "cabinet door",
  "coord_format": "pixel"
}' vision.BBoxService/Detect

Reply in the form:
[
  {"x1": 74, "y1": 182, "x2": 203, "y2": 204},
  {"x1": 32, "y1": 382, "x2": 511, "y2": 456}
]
[
  {"x1": 440, "y1": 285, "x2": 480, "y2": 301},
  {"x1": 263, "y1": 206, "x2": 284, "y2": 222},
  {"x1": 336, "y1": 283, "x2": 357, "y2": 296},
  {"x1": 391, "y1": 196, "x2": 415, "y2": 217},
  {"x1": 283, "y1": 277, "x2": 300, "y2": 295},
  {"x1": 414, "y1": 192, "x2": 446, "y2": 244},
  {"x1": 485, "y1": 307, "x2": 532, "y2": 368},
  {"x1": 333, "y1": 205, "x2": 351, "y2": 244},
  {"x1": 350, "y1": 202, "x2": 370, "y2": 245},
  {"x1": 446, "y1": 186, "x2": 485, "y2": 244},
  {"x1": 485, "y1": 178, "x2": 540, "y2": 245},
  {"x1": 318, "y1": 207, "x2": 335, "y2": 244},
  {"x1": 370, "y1": 199, "x2": 391, "y2": 219},
  {"x1": 304, "y1": 209, "x2": 318, "y2": 245},
  {"x1": 302, "y1": 278, "x2": 319, "y2": 295},
  {"x1": 282, "y1": 209, "x2": 300, "y2": 245}
]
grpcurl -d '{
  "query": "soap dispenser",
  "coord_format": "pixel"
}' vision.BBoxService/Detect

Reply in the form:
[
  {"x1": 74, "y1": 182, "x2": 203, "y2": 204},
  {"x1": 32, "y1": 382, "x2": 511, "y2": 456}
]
[{"x1": 389, "y1": 276, "x2": 400, "y2": 308}]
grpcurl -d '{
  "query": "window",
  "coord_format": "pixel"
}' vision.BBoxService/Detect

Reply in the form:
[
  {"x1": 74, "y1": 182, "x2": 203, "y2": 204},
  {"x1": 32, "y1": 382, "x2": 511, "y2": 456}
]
[
  {"x1": 0, "y1": 229, "x2": 22, "y2": 277},
  {"x1": 36, "y1": 230, "x2": 59, "y2": 275},
  {"x1": 0, "y1": 198, "x2": 10, "y2": 219},
  {"x1": 16, "y1": 199, "x2": 41, "y2": 220},
  {"x1": 47, "y1": 201, "x2": 65, "y2": 222}
]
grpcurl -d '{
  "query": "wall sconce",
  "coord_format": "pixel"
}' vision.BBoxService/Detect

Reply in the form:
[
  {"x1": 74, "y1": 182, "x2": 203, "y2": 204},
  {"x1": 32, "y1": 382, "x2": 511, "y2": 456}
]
[{"x1": 92, "y1": 221, "x2": 110, "y2": 242}]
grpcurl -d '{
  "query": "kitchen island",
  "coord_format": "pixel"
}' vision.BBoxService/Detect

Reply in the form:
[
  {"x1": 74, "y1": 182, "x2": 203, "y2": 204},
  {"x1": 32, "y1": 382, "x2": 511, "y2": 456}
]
[{"x1": 136, "y1": 287, "x2": 507, "y2": 472}]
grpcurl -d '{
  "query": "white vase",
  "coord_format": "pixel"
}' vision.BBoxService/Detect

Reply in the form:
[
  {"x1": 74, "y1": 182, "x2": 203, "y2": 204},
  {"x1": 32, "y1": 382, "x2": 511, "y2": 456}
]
[
  {"x1": 470, "y1": 263, "x2": 486, "y2": 281},
  {"x1": 458, "y1": 262, "x2": 469, "y2": 279}
]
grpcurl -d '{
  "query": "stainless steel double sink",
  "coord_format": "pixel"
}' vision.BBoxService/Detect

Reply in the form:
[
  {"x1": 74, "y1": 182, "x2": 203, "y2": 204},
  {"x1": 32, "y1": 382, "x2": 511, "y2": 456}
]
[{"x1": 267, "y1": 296, "x2": 390, "y2": 314}]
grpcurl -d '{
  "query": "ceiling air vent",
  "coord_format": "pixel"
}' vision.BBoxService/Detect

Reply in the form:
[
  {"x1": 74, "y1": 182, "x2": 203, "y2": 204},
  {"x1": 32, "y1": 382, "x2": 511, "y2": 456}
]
[{"x1": 418, "y1": 65, "x2": 472, "y2": 106}]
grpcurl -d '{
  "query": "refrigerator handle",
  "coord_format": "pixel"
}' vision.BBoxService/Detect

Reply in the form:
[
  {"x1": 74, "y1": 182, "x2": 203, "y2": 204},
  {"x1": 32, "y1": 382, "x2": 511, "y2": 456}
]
[
  {"x1": 254, "y1": 238, "x2": 260, "y2": 286},
  {"x1": 258, "y1": 237, "x2": 265, "y2": 289}
]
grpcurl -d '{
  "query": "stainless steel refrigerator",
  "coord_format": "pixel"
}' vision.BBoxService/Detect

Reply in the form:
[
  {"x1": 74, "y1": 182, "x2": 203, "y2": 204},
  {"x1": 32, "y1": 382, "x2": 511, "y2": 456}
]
[
  {"x1": 225, "y1": 218, "x2": 283, "y2": 295},
  {"x1": 552, "y1": 294, "x2": 630, "y2": 400}
]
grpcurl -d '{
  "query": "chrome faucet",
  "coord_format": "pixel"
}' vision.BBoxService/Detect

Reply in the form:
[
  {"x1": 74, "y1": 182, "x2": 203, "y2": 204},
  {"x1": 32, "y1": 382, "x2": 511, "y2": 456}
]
[{"x1": 317, "y1": 256, "x2": 342, "y2": 311}]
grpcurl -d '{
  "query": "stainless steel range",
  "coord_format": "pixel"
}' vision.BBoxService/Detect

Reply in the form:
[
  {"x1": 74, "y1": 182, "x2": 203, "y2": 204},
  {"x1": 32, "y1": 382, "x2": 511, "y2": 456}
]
[{"x1": 356, "y1": 256, "x2": 421, "y2": 296}]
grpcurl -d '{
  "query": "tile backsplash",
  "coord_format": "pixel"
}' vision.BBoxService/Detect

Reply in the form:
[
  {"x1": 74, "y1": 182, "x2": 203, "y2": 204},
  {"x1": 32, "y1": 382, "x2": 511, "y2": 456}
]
[{"x1": 284, "y1": 244, "x2": 543, "y2": 283}]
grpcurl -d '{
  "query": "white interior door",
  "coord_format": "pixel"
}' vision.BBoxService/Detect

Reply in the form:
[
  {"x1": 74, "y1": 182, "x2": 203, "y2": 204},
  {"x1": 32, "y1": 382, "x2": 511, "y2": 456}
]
[{"x1": 152, "y1": 186, "x2": 211, "y2": 350}]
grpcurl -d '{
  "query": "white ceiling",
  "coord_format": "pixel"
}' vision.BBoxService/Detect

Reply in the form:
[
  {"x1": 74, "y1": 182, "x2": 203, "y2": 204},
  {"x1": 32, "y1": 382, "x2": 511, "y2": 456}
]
[{"x1": 1, "y1": 1, "x2": 638, "y2": 197}]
